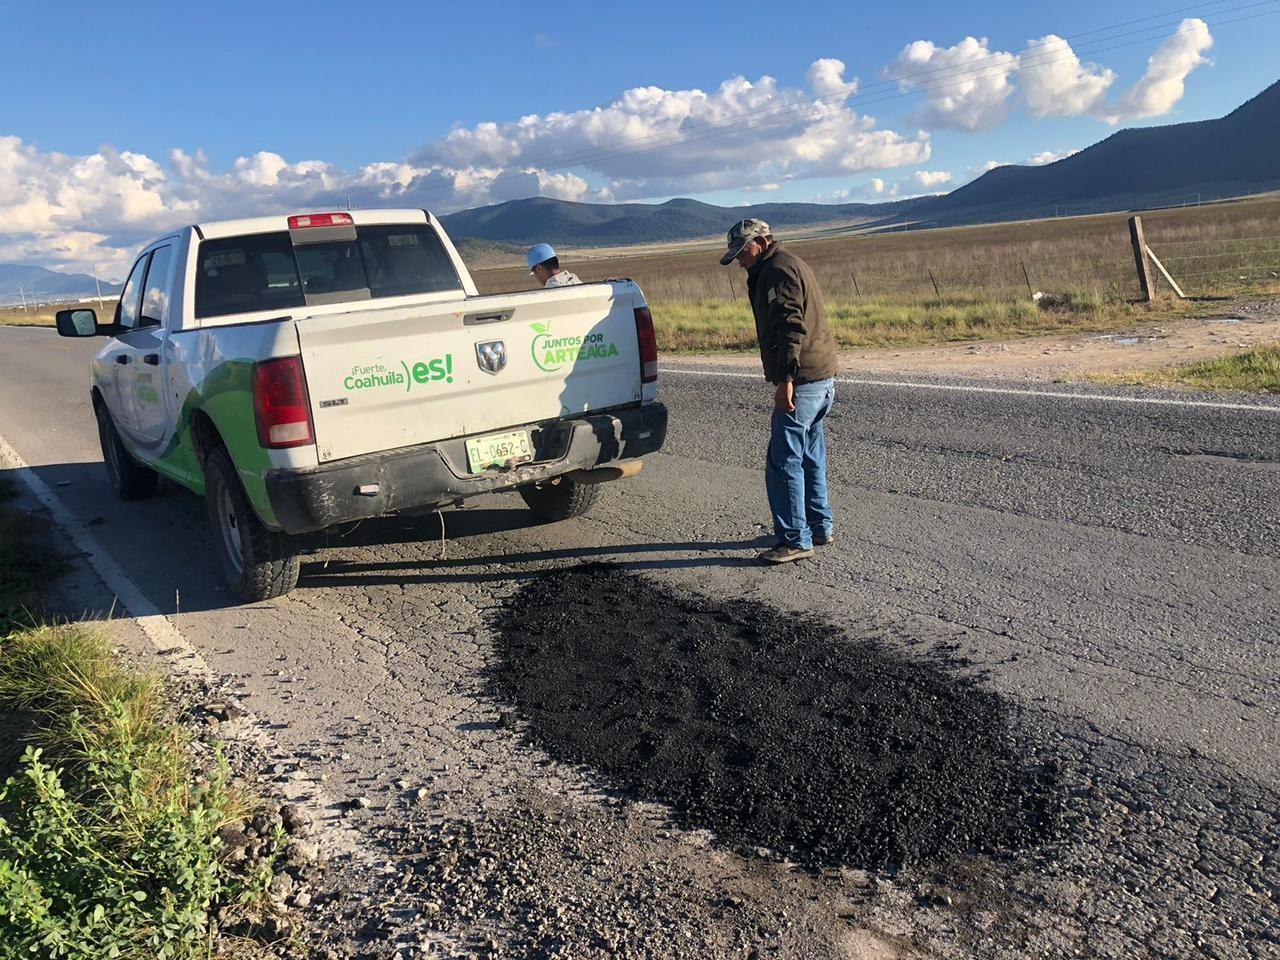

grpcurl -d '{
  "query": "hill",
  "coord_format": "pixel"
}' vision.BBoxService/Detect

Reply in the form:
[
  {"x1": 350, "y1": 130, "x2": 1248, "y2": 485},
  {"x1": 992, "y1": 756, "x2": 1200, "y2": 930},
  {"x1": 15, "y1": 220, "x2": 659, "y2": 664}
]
[
  {"x1": 440, "y1": 196, "x2": 925, "y2": 248},
  {"x1": 913, "y1": 80, "x2": 1280, "y2": 225},
  {"x1": 0, "y1": 263, "x2": 121, "y2": 299},
  {"x1": 450, "y1": 237, "x2": 525, "y2": 268}
]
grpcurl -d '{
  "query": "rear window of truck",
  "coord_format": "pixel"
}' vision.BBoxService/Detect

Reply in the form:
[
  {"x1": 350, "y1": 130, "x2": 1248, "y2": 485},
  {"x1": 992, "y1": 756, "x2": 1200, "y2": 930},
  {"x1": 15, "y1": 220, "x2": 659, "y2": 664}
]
[{"x1": 195, "y1": 224, "x2": 463, "y2": 319}]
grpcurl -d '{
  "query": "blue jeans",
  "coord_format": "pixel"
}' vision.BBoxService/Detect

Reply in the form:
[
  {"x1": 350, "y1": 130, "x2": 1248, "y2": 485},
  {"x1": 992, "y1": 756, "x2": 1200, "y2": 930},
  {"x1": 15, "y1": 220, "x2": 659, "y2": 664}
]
[{"x1": 765, "y1": 378, "x2": 835, "y2": 549}]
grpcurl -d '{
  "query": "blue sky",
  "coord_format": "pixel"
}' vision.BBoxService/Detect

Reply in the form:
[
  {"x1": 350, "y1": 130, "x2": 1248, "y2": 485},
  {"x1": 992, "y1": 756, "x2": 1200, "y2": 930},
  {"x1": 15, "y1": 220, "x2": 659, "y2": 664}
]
[{"x1": 2, "y1": 0, "x2": 1277, "y2": 273}]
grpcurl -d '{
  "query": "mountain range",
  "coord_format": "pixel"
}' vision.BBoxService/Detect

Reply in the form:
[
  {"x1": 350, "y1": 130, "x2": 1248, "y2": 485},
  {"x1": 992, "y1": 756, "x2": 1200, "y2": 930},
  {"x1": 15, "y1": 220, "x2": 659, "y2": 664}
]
[
  {"x1": 910, "y1": 78, "x2": 1280, "y2": 225},
  {"x1": 439, "y1": 196, "x2": 927, "y2": 248},
  {"x1": 0, "y1": 263, "x2": 121, "y2": 301}
]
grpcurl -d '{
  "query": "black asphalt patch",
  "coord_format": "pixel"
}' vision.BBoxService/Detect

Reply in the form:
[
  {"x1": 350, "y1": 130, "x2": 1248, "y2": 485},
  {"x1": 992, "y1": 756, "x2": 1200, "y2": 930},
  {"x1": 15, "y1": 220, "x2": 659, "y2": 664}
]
[{"x1": 491, "y1": 565, "x2": 1060, "y2": 870}]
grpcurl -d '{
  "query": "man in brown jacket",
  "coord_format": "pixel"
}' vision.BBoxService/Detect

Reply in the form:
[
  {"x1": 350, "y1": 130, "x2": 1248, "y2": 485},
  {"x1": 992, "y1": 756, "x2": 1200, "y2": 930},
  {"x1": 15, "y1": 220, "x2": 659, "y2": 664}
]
[{"x1": 721, "y1": 218, "x2": 837, "y2": 564}]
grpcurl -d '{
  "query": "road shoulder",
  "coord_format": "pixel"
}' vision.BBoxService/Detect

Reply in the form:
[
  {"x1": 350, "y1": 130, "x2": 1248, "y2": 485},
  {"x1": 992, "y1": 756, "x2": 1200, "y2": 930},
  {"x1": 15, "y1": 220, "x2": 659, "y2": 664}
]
[{"x1": 670, "y1": 298, "x2": 1280, "y2": 386}]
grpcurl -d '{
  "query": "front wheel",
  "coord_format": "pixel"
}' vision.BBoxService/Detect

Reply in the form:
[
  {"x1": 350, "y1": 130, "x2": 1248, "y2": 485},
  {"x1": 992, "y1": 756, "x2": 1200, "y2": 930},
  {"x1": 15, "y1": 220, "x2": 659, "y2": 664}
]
[
  {"x1": 96, "y1": 404, "x2": 158, "y2": 501},
  {"x1": 204, "y1": 447, "x2": 300, "y2": 602},
  {"x1": 518, "y1": 475, "x2": 600, "y2": 522}
]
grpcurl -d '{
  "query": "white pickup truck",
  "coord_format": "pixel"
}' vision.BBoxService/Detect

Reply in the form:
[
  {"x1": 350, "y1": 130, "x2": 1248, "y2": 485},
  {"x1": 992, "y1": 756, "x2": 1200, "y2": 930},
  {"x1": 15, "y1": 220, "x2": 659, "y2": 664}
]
[{"x1": 56, "y1": 209, "x2": 666, "y2": 601}]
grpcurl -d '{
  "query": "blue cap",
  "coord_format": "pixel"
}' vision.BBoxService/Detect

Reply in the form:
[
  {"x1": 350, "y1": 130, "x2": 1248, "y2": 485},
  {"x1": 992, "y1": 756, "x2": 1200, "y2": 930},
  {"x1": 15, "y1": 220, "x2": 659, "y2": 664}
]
[{"x1": 526, "y1": 242, "x2": 556, "y2": 272}]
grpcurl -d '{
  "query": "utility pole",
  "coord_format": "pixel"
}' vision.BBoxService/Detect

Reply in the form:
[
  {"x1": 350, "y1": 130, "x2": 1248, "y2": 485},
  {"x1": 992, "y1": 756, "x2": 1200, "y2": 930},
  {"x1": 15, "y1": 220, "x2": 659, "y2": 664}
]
[
  {"x1": 18, "y1": 283, "x2": 27, "y2": 312},
  {"x1": 93, "y1": 267, "x2": 104, "y2": 311}
]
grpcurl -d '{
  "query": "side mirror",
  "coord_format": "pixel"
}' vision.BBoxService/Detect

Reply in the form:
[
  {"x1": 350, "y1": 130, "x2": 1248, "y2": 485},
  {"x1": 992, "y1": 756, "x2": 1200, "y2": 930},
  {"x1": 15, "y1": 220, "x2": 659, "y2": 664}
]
[{"x1": 55, "y1": 309, "x2": 100, "y2": 338}]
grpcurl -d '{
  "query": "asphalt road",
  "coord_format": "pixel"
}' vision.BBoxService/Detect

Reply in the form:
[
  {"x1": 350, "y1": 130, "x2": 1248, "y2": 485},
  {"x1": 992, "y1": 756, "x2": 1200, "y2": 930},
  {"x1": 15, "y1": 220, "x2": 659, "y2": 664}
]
[{"x1": 1, "y1": 324, "x2": 1277, "y2": 959}]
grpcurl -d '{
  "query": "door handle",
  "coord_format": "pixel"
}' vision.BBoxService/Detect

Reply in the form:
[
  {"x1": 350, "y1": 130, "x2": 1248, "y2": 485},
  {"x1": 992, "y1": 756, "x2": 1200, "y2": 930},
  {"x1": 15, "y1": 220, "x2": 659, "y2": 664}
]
[
  {"x1": 143, "y1": 354, "x2": 159, "y2": 365},
  {"x1": 114, "y1": 355, "x2": 131, "y2": 365}
]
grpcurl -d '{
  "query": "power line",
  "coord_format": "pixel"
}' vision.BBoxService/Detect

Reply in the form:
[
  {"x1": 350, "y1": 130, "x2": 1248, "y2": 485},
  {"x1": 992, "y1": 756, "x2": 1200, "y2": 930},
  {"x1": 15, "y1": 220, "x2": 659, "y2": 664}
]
[{"x1": 396, "y1": 1, "x2": 1279, "y2": 206}]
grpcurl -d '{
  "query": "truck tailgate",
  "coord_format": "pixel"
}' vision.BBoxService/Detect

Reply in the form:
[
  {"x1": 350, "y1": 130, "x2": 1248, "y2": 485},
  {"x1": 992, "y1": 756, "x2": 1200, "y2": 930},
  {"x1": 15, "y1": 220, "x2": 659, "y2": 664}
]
[{"x1": 296, "y1": 284, "x2": 642, "y2": 464}]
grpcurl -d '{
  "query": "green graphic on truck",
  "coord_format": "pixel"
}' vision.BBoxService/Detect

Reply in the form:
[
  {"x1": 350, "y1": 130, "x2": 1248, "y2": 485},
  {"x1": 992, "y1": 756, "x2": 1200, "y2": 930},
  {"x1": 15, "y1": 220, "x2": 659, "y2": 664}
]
[
  {"x1": 343, "y1": 355, "x2": 454, "y2": 393},
  {"x1": 530, "y1": 321, "x2": 619, "y2": 373}
]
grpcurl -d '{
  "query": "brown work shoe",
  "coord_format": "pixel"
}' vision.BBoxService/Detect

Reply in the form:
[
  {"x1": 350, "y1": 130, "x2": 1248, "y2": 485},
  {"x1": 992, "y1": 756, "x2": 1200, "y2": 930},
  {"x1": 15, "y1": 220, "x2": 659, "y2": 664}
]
[
  {"x1": 757, "y1": 543, "x2": 815, "y2": 564},
  {"x1": 812, "y1": 531, "x2": 834, "y2": 546}
]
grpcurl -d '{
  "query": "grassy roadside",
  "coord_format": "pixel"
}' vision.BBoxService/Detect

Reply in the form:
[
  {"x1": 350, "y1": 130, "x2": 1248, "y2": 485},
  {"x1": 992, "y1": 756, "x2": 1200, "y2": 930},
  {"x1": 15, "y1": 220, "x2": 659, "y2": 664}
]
[
  {"x1": 0, "y1": 482, "x2": 280, "y2": 958},
  {"x1": 1087, "y1": 344, "x2": 1280, "y2": 394},
  {"x1": 0, "y1": 314, "x2": 54, "y2": 328},
  {"x1": 651, "y1": 295, "x2": 1196, "y2": 353}
]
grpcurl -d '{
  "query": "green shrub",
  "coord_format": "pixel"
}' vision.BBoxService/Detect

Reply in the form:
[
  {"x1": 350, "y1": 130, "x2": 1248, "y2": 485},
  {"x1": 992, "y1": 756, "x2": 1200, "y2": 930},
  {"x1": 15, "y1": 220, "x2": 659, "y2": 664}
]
[{"x1": 0, "y1": 625, "x2": 273, "y2": 959}]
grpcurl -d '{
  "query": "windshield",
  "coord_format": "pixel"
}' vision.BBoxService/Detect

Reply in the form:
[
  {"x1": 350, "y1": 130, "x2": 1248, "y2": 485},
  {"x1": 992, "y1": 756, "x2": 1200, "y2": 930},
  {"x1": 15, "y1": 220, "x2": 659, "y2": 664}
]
[{"x1": 195, "y1": 223, "x2": 462, "y2": 319}]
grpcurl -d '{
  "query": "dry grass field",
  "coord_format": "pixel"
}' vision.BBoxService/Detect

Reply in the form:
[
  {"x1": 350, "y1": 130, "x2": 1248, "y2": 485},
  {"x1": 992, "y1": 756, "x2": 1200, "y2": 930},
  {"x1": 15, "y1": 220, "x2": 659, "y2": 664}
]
[
  {"x1": 0, "y1": 298, "x2": 116, "y2": 328},
  {"x1": 471, "y1": 194, "x2": 1280, "y2": 352}
]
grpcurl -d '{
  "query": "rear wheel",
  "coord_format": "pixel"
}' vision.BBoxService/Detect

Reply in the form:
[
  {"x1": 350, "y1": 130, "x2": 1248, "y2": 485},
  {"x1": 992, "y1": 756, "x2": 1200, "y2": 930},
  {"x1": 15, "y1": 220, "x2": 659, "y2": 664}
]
[
  {"x1": 518, "y1": 475, "x2": 600, "y2": 522},
  {"x1": 96, "y1": 404, "x2": 158, "y2": 501},
  {"x1": 204, "y1": 446, "x2": 300, "y2": 602}
]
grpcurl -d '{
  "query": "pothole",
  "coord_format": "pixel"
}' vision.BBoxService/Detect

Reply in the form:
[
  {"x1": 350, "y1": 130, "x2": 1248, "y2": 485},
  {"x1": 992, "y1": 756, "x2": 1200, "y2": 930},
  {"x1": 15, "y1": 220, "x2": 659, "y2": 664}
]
[{"x1": 490, "y1": 565, "x2": 1061, "y2": 870}]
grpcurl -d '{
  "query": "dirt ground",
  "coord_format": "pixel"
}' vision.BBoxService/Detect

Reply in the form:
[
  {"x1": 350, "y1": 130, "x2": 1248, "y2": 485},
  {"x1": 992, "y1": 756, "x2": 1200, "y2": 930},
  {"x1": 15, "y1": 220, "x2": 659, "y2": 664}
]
[{"x1": 676, "y1": 299, "x2": 1280, "y2": 383}]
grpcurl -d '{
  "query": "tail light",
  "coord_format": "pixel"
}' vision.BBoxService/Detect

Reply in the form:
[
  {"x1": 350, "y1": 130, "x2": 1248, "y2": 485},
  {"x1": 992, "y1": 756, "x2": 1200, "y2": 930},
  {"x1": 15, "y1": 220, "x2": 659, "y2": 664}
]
[
  {"x1": 288, "y1": 212, "x2": 354, "y2": 229},
  {"x1": 253, "y1": 356, "x2": 314, "y2": 448},
  {"x1": 634, "y1": 306, "x2": 658, "y2": 384}
]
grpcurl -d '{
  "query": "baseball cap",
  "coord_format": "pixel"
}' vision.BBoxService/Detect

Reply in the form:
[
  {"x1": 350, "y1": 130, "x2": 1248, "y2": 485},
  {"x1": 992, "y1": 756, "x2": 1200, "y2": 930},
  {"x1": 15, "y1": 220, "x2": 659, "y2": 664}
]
[
  {"x1": 719, "y1": 218, "x2": 771, "y2": 265},
  {"x1": 526, "y1": 242, "x2": 556, "y2": 273}
]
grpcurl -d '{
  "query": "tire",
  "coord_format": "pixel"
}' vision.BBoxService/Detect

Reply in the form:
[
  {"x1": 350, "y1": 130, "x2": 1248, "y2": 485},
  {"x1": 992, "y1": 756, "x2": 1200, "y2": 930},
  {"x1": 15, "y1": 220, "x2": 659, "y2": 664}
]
[
  {"x1": 203, "y1": 446, "x2": 300, "y2": 602},
  {"x1": 518, "y1": 475, "x2": 601, "y2": 522},
  {"x1": 96, "y1": 403, "x2": 158, "y2": 501}
]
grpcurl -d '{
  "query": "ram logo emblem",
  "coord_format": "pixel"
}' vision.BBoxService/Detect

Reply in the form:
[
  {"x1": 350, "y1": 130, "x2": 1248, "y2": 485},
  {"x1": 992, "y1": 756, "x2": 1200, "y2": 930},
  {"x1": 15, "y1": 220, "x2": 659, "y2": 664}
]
[{"x1": 475, "y1": 340, "x2": 507, "y2": 375}]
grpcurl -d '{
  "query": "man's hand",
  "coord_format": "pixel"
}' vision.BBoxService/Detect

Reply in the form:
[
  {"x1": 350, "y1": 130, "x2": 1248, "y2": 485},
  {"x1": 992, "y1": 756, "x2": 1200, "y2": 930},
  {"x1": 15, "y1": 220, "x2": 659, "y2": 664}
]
[{"x1": 774, "y1": 380, "x2": 795, "y2": 413}]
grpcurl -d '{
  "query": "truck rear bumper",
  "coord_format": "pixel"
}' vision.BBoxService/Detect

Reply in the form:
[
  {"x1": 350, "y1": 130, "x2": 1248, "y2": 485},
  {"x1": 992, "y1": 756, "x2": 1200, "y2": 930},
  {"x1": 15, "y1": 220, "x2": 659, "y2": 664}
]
[{"x1": 264, "y1": 403, "x2": 667, "y2": 534}]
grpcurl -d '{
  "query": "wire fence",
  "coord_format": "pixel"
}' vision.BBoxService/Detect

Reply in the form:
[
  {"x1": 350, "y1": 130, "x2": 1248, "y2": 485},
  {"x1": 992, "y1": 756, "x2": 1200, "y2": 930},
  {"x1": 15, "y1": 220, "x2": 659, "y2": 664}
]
[{"x1": 1148, "y1": 234, "x2": 1280, "y2": 293}]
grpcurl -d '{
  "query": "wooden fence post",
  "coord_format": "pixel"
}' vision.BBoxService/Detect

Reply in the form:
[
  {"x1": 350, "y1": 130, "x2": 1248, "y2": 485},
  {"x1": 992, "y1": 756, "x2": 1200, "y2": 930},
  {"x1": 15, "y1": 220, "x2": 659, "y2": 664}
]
[
  {"x1": 928, "y1": 269, "x2": 941, "y2": 299},
  {"x1": 1145, "y1": 246, "x2": 1187, "y2": 299},
  {"x1": 851, "y1": 272, "x2": 861, "y2": 298},
  {"x1": 1020, "y1": 260, "x2": 1034, "y2": 298},
  {"x1": 1128, "y1": 216, "x2": 1154, "y2": 302}
]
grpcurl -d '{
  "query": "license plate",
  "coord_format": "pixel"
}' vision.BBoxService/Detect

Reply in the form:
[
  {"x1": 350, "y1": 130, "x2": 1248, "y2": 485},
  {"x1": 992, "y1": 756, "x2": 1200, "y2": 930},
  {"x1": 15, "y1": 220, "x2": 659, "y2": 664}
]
[{"x1": 465, "y1": 429, "x2": 533, "y2": 472}]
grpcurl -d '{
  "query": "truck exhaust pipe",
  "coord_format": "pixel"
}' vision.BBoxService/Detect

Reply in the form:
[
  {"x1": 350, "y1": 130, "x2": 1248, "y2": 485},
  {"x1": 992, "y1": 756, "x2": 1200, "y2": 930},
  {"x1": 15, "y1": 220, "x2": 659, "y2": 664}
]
[{"x1": 568, "y1": 460, "x2": 645, "y2": 485}]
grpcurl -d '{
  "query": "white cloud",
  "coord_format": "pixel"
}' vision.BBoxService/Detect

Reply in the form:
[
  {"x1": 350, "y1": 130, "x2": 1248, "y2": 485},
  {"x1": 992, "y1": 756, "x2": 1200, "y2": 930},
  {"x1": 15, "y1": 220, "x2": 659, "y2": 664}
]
[
  {"x1": 1019, "y1": 34, "x2": 1115, "y2": 117},
  {"x1": 964, "y1": 159, "x2": 1007, "y2": 183},
  {"x1": 807, "y1": 58, "x2": 859, "y2": 100},
  {"x1": 887, "y1": 21, "x2": 1210, "y2": 130},
  {"x1": 884, "y1": 36, "x2": 1019, "y2": 131},
  {"x1": 1027, "y1": 149, "x2": 1077, "y2": 165},
  {"x1": 963, "y1": 150, "x2": 1076, "y2": 182},
  {"x1": 911, "y1": 170, "x2": 952, "y2": 188},
  {"x1": 1, "y1": 60, "x2": 930, "y2": 274},
  {"x1": 1101, "y1": 18, "x2": 1212, "y2": 124},
  {"x1": 417, "y1": 60, "x2": 928, "y2": 200},
  {"x1": 856, "y1": 169, "x2": 953, "y2": 200}
]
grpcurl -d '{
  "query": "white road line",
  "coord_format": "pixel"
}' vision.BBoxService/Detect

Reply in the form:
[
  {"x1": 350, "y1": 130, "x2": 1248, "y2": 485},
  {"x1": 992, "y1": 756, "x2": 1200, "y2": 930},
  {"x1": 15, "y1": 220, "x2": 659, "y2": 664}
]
[
  {"x1": 659, "y1": 366, "x2": 1280, "y2": 414},
  {"x1": 0, "y1": 432, "x2": 365, "y2": 857}
]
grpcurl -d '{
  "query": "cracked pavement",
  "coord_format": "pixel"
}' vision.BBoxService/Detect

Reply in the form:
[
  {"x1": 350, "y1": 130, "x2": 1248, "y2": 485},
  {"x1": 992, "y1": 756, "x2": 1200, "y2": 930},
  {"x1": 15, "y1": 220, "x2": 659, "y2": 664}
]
[{"x1": 0, "y1": 325, "x2": 1277, "y2": 958}]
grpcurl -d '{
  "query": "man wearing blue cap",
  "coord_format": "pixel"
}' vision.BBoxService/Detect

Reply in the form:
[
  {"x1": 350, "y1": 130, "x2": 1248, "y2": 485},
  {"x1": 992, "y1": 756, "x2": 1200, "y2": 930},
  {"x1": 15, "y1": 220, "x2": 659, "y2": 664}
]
[{"x1": 526, "y1": 243, "x2": 581, "y2": 288}]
